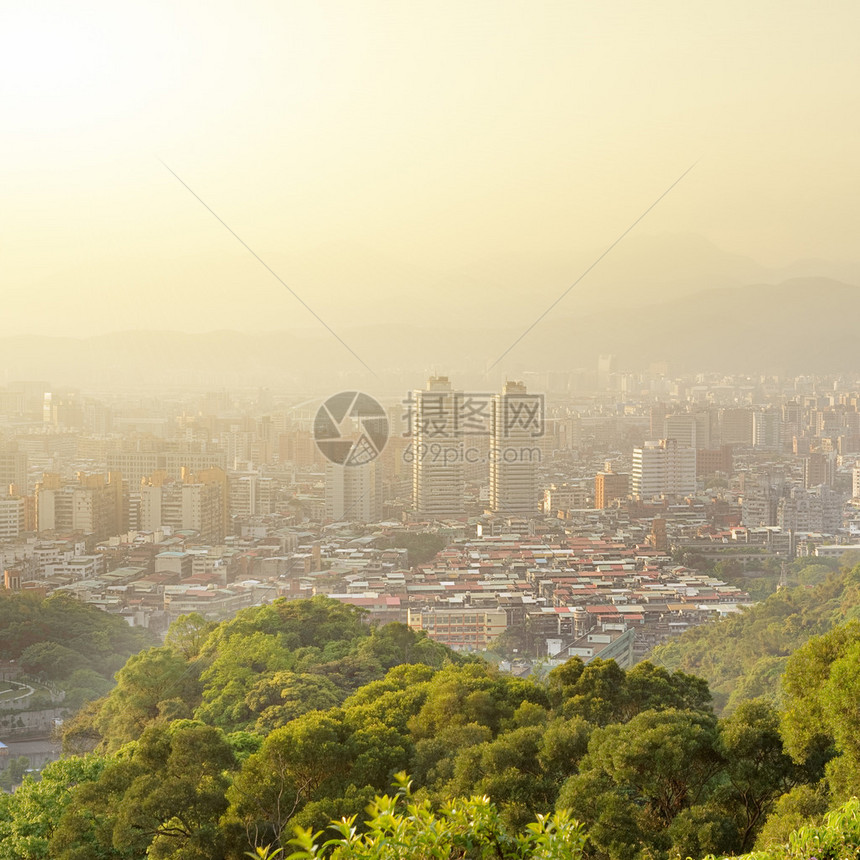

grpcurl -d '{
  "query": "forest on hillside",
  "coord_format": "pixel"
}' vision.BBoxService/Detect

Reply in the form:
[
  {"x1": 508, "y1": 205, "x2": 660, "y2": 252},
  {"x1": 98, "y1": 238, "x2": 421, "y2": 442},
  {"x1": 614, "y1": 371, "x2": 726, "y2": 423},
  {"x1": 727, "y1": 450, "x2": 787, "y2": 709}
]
[
  {"x1": 650, "y1": 556, "x2": 860, "y2": 712},
  {"x1": 3, "y1": 565, "x2": 860, "y2": 858},
  {"x1": 0, "y1": 592, "x2": 155, "y2": 715}
]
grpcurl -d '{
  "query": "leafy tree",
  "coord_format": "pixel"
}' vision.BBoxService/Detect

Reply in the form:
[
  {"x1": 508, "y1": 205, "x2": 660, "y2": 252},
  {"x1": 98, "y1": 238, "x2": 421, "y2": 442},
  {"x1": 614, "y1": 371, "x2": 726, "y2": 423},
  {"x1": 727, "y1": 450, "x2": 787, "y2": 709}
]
[
  {"x1": 546, "y1": 658, "x2": 627, "y2": 725},
  {"x1": 558, "y1": 708, "x2": 723, "y2": 859},
  {"x1": 245, "y1": 671, "x2": 342, "y2": 733},
  {"x1": 225, "y1": 710, "x2": 352, "y2": 853},
  {"x1": 731, "y1": 798, "x2": 860, "y2": 860},
  {"x1": 165, "y1": 613, "x2": 218, "y2": 661},
  {"x1": 354, "y1": 622, "x2": 450, "y2": 671},
  {"x1": 546, "y1": 657, "x2": 711, "y2": 726},
  {"x1": 649, "y1": 560, "x2": 860, "y2": 712},
  {"x1": 194, "y1": 632, "x2": 296, "y2": 730},
  {"x1": 0, "y1": 755, "x2": 30, "y2": 793},
  {"x1": 717, "y1": 700, "x2": 806, "y2": 852},
  {"x1": 85, "y1": 646, "x2": 201, "y2": 750},
  {"x1": 345, "y1": 721, "x2": 412, "y2": 790},
  {"x1": 0, "y1": 755, "x2": 108, "y2": 860},
  {"x1": 538, "y1": 715, "x2": 592, "y2": 786},
  {"x1": 408, "y1": 662, "x2": 546, "y2": 742},
  {"x1": 0, "y1": 592, "x2": 154, "y2": 715},
  {"x1": 18, "y1": 642, "x2": 90, "y2": 680},
  {"x1": 780, "y1": 620, "x2": 860, "y2": 796},
  {"x1": 753, "y1": 782, "x2": 830, "y2": 851},
  {"x1": 50, "y1": 721, "x2": 236, "y2": 860},
  {"x1": 280, "y1": 773, "x2": 586, "y2": 860},
  {"x1": 341, "y1": 664, "x2": 436, "y2": 735},
  {"x1": 447, "y1": 724, "x2": 558, "y2": 829}
]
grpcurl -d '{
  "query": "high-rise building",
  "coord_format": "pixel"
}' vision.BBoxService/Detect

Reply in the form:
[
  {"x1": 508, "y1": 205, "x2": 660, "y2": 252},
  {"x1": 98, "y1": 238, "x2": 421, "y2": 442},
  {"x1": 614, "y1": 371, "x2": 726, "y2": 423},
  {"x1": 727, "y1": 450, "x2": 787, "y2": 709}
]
[
  {"x1": 107, "y1": 453, "x2": 160, "y2": 487},
  {"x1": 594, "y1": 470, "x2": 629, "y2": 509},
  {"x1": 597, "y1": 354, "x2": 617, "y2": 390},
  {"x1": 35, "y1": 471, "x2": 125, "y2": 540},
  {"x1": 741, "y1": 477, "x2": 778, "y2": 527},
  {"x1": 325, "y1": 461, "x2": 381, "y2": 523},
  {"x1": 0, "y1": 449, "x2": 28, "y2": 494},
  {"x1": 804, "y1": 452, "x2": 836, "y2": 488},
  {"x1": 490, "y1": 381, "x2": 540, "y2": 516},
  {"x1": 696, "y1": 445, "x2": 734, "y2": 477},
  {"x1": 663, "y1": 411, "x2": 713, "y2": 451},
  {"x1": 412, "y1": 377, "x2": 465, "y2": 518},
  {"x1": 278, "y1": 429, "x2": 320, "y2": 469},
  {"x1": 631, "y1": 439, "x2": 695, "y2": 499},
  {"x1": 777, "y1": 485, "x2": 843, "y2": 534},
  {"x1": 720, "y1": 408, "x2": 754, "y2": 445},
  {"x1": 664, "y1": 415, "x2": 698, "y2": 449},
  {"x1": 138, "y1": 467, "x2": 228, "y2": 543},
  {"x1": 0, "y1": 496, "x2": 25, "y2": 540},
  {"x1": 229, "y1": 473, "x2": 275, "y2": 519},
  {"x1": 183, "y1": 467, "x2": 228, "y2": 543},
  {"x1": 753, "y1": 409, "x2": 781, "y2": 450},
  {"x1": 543, "y1": 483, "x2": 589, "y2": 515}
]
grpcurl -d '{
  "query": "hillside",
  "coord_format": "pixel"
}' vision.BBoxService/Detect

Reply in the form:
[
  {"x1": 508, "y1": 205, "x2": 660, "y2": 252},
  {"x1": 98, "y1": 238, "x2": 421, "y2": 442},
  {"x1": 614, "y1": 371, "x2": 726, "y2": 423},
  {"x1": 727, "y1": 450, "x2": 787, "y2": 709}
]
[
  {"x1": 0, "y1": 592, "x2": 155, "y2": 713},
  {"x1": 649, "y1": 557, "x2": 860, "y2": 712},
  {"x1": 5, "y1": 590, "x2": 860, "y2": 858}
]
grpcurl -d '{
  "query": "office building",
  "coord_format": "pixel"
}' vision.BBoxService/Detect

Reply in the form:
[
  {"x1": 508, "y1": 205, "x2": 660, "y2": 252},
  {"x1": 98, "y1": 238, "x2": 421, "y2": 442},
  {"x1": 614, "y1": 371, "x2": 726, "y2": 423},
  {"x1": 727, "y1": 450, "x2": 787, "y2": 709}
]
[
  {"x1": 753, "y1": 410, "x2": 782, "y2": 451},
  {"x1": 490, "y1": 381, "x2": 540, "y2": 516},
  {"x1": 412, "y1": 376, "x2": 465, "y2": 518},
  {"x1": 631, "y1": 439, "x2": 695, "y2": 500},
  {"x1": 594, "y1": 470, "x2": 629, "y2": 509},
  {"x1": 325, "y1": 461, "x2": 382, "y2": 523},
  {"x1": 36, "y1": 471, "x2": 125, "y2": 540}
]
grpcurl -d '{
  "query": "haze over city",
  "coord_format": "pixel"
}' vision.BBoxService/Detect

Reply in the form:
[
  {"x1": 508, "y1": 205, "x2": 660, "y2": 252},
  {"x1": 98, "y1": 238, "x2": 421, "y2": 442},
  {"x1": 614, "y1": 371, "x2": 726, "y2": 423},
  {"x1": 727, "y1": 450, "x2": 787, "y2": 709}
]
[{"x1": 3, "y1": 0, "x2": 860, "y2": 387}]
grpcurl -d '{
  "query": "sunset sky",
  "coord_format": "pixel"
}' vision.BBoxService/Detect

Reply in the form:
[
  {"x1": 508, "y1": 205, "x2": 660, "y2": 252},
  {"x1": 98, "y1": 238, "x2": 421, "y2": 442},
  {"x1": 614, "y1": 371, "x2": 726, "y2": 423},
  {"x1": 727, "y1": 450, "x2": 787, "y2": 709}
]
[{"x1": 2, "y1": 0, "x2": 859, "y2": 338}]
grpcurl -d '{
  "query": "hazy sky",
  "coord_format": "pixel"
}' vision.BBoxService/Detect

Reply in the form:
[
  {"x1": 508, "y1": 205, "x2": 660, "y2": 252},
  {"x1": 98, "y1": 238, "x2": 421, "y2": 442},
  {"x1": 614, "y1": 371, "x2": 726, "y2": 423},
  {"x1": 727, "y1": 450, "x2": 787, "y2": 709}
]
[{"x1": 2, "y1": 0, "x2": 859, "y2": 339}]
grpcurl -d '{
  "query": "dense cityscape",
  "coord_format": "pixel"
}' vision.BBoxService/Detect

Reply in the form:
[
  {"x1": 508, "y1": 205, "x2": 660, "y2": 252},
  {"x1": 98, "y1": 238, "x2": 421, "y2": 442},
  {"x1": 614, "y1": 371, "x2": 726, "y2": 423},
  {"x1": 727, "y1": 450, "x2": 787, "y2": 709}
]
[
  {"x1": 4, "y1": 364, "x2": 860, "y2": 856},
  {"x1": 5, "y1": 0, "x2": 860, "y2": 856},
  {"x1": 2, "y1": 368, "x2": 859, "y2": 660}
]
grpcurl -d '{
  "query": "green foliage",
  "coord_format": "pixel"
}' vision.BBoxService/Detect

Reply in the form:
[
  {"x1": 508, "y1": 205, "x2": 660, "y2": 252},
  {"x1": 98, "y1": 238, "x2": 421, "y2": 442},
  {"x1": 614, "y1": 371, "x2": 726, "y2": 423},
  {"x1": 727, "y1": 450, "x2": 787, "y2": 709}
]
[
  {"x1": 650, "y1": 559, "x2": 860, "y2": 712},
  {"x1": 49, "y1": 720, "x2": 237, "y2": 860},
  {"x1": 725, "y1": 798, "x2": 860, "y2": 860},
  {"x1": 0, "y1": 754, "x2": 107, "y2": 860},
  {"x1": 0, "y1": 591, "x2": 154, "y2": 710},
  {"x1": 779, "y1": 620, "x2": 860, "y2": 801},
  {"x1": 559, "y1": 708, "x2": 724, "y2": 859},
  {"x1": 225, "y1": 709, "x2": 354, "y2": 852},
  {"x1": 546, "y1": 657, "x2": 712, "y2": 725},
  {"x1": 165, "y1": 613, "x2": 218, "y2": 660},
  {"x1": 88, "y1": 645, "x2": 202, "y2": 751},
  {"x1": 64, "y1": 597, "x2": 454, "y2": 749},
  {"x1": 383, "y1": 532, "x2": 446, "y2": 566},
  {"x1": 0, "y1": 592, "x2": 153, "y2": 669},
  {"x1": 30, "y1": 594, "x2": 860, "y2": 860},
  {"x1": 753, "y1": 782, "x2": 830, "y2": 850},
  {"x1": 0, "y1": 755, "x2": 30, "y2": 792},
  {"x1": 717, "y1": 701, "x2": 807, "y2": 852},
  {"x1": 282, "y1": 773, "x2": 587, "y2": 860}
]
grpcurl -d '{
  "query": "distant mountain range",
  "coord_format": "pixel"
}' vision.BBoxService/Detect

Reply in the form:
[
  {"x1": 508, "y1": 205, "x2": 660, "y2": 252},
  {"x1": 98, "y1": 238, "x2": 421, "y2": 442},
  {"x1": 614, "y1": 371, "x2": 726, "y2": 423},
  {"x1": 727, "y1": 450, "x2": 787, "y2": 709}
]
[{"x1": 4, "y1": 233, "x2": 859, "y2": 393}]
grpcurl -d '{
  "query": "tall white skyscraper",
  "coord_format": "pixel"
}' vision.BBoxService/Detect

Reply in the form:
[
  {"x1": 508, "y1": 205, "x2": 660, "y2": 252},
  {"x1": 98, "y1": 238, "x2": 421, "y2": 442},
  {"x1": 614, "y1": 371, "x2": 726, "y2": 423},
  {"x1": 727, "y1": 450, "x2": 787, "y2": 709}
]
[
  {"x1": 752, "y1": 409, "x2": 782, "y2": 451},
  {"x1": 490, "y1": 381, "x2": 540, "y2": 516},
  {"x1": 325, "y1": 461, "x2": 381, "y2": 523},
  {"x1": 631, "y1": 438, "x2": 696, "y2": 499},
  {"x1": 412, "y1": 376, "x2": 465, "y2": 518}
]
